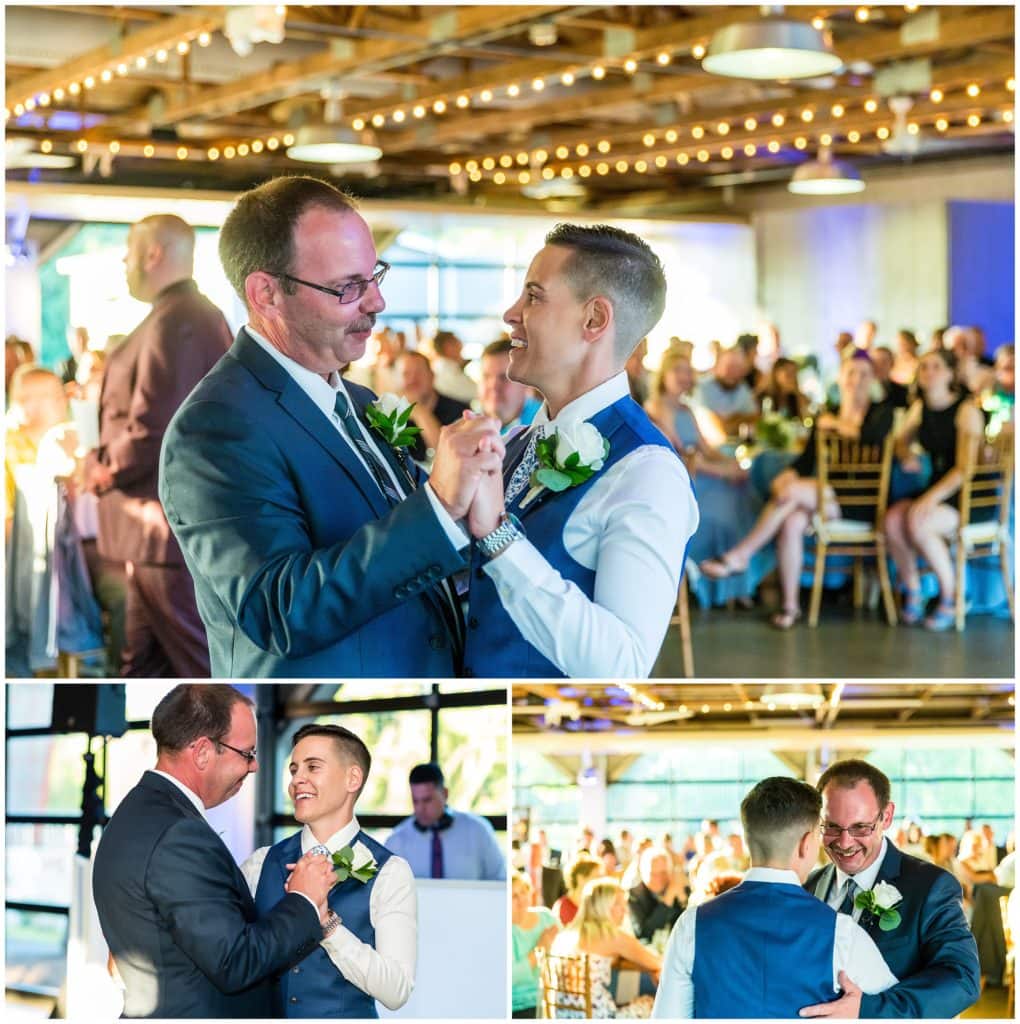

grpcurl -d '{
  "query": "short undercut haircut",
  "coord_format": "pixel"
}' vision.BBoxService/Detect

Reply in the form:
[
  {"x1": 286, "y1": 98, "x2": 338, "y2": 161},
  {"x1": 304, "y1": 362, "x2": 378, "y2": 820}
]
[
  {"x1": 740, "y1": 776, "x2": 822, "y2": 864},
  {"x1": 292, "y1": 723, "x2": 371, "y2": 792},
  {"x1": 151, "y1": 684, "x2": 253, "y2": 755},
  {"x1": 409, "y1": 762, "x2": 445, "y2": 787},
  {"x1": 816, "y1": 759, "x2": 891, "y2": 810},
  {"x1": 544, "y1": 223, "x2": 667, "y2": 359},
  {"x1": 219, "y1": 175, "x2": 358, "y2": 306}
]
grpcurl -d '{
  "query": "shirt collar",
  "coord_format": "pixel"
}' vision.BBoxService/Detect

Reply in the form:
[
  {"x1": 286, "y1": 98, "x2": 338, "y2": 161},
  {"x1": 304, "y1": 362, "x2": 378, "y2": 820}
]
[
  {"x1": 245, "y1": 324, "x2": 346, "y2": 422},
  {"x1": 152, "y1": 769, "x2": 207, "y2": 818},
  {"x1": 532, "y1": 371, "x2": 629, "y2": 429},
  {"x1": 744, "y1": 866, "x2": 802, "y2": 886},
  {"x1": 300, "y1": 815, "x2": 361, "y2": 855},
  {"x1": 834, "y1": 836, "x2": 889, "y2": 893}
]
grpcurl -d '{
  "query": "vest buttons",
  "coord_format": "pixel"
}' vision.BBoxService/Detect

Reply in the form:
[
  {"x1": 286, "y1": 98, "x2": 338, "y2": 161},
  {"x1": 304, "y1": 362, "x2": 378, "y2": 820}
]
[
  {"x1": 290, "y1": 996, "x2": 298, "y2": 1004},
  {"x1": 292, "y1": 967, "x2": 301, "y2": 974},
  {"x1": 468, "y1": 616, "x2": 479, "y2": 629}
]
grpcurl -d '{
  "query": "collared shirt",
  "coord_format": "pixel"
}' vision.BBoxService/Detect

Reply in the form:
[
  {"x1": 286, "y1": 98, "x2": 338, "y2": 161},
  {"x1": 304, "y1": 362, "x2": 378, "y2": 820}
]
[
  {"x1": 245, "y1": 326, "x2": 466, "y2": 552},
  {"x1": 483, "y1": 371, "x2": 698, "y2": 677},
  {"x1": 241, "y1": 815, "x2": 417, "y2": 1011},
  {"x1": 827, "y1": 838, "x2": 890, "y2": 923},
  {"x1": 385, "y1": 809, "x2": 506, "y2": 881},
  {"x1": 151, "y1": 769, "x2": 207, "y2": 818},
  {"x1": 652, "y1": 867, "x2": 898, "y2": 1019}
]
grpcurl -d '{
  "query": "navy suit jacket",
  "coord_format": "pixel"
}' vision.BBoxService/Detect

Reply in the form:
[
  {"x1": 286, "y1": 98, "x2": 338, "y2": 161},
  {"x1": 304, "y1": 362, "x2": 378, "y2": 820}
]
[
  {"x1": 158, "y1": 328, "x2": 466, "y2": 677},
  {"x1": 806, "y1": 841, "x2": 980, "y2": 1018},
  {"x1": 93, "y1": 772, "x2": 321, "y2": 1018}
]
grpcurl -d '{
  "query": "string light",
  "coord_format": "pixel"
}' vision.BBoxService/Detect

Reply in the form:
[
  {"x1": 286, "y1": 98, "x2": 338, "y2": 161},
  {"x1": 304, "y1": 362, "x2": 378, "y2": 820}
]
[
  {"x1": 591, "y1": 65, "x2": 606, "y2": 80},
  {"x1": 542, "y1": 166, "x2": 555, "y2": 179},
  {"x1": 562, "y1": 165, "x2": 575, "y2": 177},
  {"x1": 75, "y1": 138, "x2": 87, "y2": 152},
  {"x1": 282, "y1": 133, "x2": 294, "y2": 145},
  {"x1": 624, "y1": 58, "x2": 638, "y2": 74},
  {"x1": 930, "y1": 88, "x2": 944, "y2": 103},
  {"x1": 855, "y1": 7, "x2": 870, "y2": 22},
  {"x1": 155, "y1": 49, "x2": 168, "y2": 63},
  {"x1": 371, "y1": 113, "x2": 385, "y2": 127},
  {"x1": 198, "y1": 31, "x2": 212, "y2": 46},
  {"x1": 656, "y1": 52, "x2": 671, "y2": 66},
  {"x1": 135, "y1": 56, "x2": 147, "y2": 70},
  {"x1": 393, "y1": 109, "x2": 406, "y2": 123},
  {"x1": 499, "y1": 154, "x2": 513, "y2": 167},
  {"x1": 518, "y1": 170, "x2": 530, "y2": 183},
  {"x1": 717, "y1": 121, "x2": 730, "y2": 135},
  {"x1": 40, "y1": 139, "x2": 52, "y2": 153},
  {"x1": 966, "y1": 83, "x2": 980, "y2": 98},
  {"x1": 507, "y1": 83, "x2": 520, "y2": 97},
  {"x1": 413, "y1": 105, "x2": 426, "y2": 118},
  {"x1": 237, "y1": 142, "x2": 249, "y2": 156},
  {"x1": 615, "y1": 159, "x2": 629, "y2": 172},
  {"x1": 67, "y1": 82, "x2": 80, "y2": 95},
  {"x1": 596, "y1": 139, "x2": 611, "y2": 153},
  {"x1": 811, "y1": 16, "x2": 825, "y2": 30},
  {"x1": 555, "y1": 145, "x2": 570, "y2": 159},
  {"x1": 665, "y1": 129, "x2": 678, "y2": 143},
  {"x1": 208, "y1": 146, "x2": 220, "y2": 159},
  {"x1": 720, "y1": 145, "x2": 733, "y2": 159},
  {"x1": 771, "y1": 113, "x2": 785, "y2": 127},
  {"x1": 967, "y1": 113, "x2": 981, "y2": 127},
  {"x1": 576, "y1": 142, "x2": 589, "y2": 156},
  {"x1": 906, "y1": 122, "x2": 919, "y2": 135},
  {"x1": 100, "y1": 69, "x2": 113, "y2": 83},
  {"x1": 469, "y1": 169, "x2": 482, "y2": 183},
  {"x1": 831, "y1": 103, "x2": 845, "y2": 117},
  {"x1": 251, "y1": 139, "x2": 264, "y2": 153},
  {"x1": 691, "y1": 125, "x2": 705, "y2": 139},
  {"x1": 177, "y1": 146, "x2": 188, "y2": 159},
  {"x1": 767, "y1": 139, "x2": 781, "y2": 153},
  {"x1": 847, "y1": 129, "x2": 861, "y2": 143},
  {"x1": 531, "y1": 78, "x2": 544, "y2": 91},
  {"x1": 794, "y1": 136, "x2": 808, "y2": 149},
  {"x1": 819, "y1": 132, "x2": 833, "y2": 145},
  {"x1": 456, "y1": 95, "x2": 469, "y2": 108},
  {"x1": 223, "y1": 145, "x2": 236, "y2": 158},
  {"x1": 676, "y1": 152, "x2": 689, "y2": 165},
  {"x1": 482, "y1": 156, "x2": 495, "y2": 170},
  {"x1": 692, "y1": 43, "x2": 706, "y2": 59},
  {"x1": 578, "y1": 164, "x2": 591, "y2": 177},
  {"x1": 655, "y1": 154, "x2": 667, "y2": 167},
  {"x1": 515, "y1": 151, "x2": 529, "y2": 165},
  {"x1": 560, "y1": 72, "x2": 574, "y2": 87},
  {"x1": 533, "y1": 148, "x2": 548, "y2": 163},
  {"x1": 465, "y1": 159, "x2": 478, "y2": 172},
  {"x1": 480, "y1": 88, "x2": 493, "y2": 103},
  {"x1": 433, "y1": 99, "x2": 446, "y2": 113},
  {"x1": 108, "y1": 140, "x2": 120, "y2": 153},
  {"x1": 352, "y1": 117, "x2": 366, "y2": 131},
  {"x1": 23, "y1": 98, "x2": 35, "y2": 111},
  {"x1": 1003, "y1": 109, "x2": 1014, "y2": 123},
  {"x1": 177, "y1": 40, "x2": 190, "y2": 55},
  {"x1": 596, "y1": 161, "x2": 609, "y2": 175},
  {"x1": 143, "y1": 143, "x2": 155, "y2": 157},
  {"x1": 1008, "y1": 77, "x2": 1015, "y2": 93},
  {"x1": 744, "y1": 142, "x2": 756, "y2": 156},
  {"x1": 744, "y1": 116, "x2": 757, "y2": 131},
  {"x1": 83, "y1": 75, "x2": 96, "y2": 89},
  {"x1": 933, "y1": 118, "x2": 948, "y2": 132},
  {"x1": 266, "y1": 137, "x2": 280, "y2": 150},
  {"x1": 876, "y1": 125, "x2": 890, "y2": 139},
  {"x1": 800, "y1": 108, "x2": 814, "y2": 122},
  {"x1": 634, "y1": 158, "x2": 648, "y2": 172},
  {"x1": 53, "y1": 88, "x2": 65, "y2": 101},
  {"x1": 117, "y1": 63, "x2": 128, "y2": 76},
  {"x1": 864, "y1": 98, "x2": 878, "y2": 113},
  {"x1": 493, "y1": 170, "x2": 506, "y2": 184},
  {"x1": 643, "y1": 132, "x2": 656, "y2": 147}
]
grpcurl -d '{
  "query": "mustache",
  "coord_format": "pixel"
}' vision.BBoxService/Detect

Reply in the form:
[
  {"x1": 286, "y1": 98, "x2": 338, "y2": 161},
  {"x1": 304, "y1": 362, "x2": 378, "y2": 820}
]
[{"x1": 348, "y1": 315, "x2": 377, "y2": 334}]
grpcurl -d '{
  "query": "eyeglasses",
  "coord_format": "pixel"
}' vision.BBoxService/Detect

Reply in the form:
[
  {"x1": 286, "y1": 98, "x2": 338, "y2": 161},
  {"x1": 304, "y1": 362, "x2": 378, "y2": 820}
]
[
  {"x1": 213, "y1": 738, "x2": 258, "y2": 764},
  {"x1": 275, "y1": 260, "x2": 390, "y2": 305},
  {"x1": 820, "y1": 811, "x2": 884, "y2": 839}
]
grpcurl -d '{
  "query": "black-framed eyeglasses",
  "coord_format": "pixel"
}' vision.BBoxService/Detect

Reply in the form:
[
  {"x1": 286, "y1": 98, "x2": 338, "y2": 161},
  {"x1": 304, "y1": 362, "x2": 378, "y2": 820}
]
[
  {"x1": 275, "y1": 260, "x2": 390, "y2": 305},
  {"x1": 820, "y1": 811, "x2": 884, "y2": 839},
  {"x1": 212, "y1": 738, "x2": 258, "y2": 764}
]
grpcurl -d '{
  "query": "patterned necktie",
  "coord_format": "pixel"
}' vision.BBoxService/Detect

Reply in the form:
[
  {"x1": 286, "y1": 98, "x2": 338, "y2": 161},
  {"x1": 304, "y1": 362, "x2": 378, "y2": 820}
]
[
  {"x1": 505, "y1": 424, "x2": 545, "y2": 506},
  {"x1": 838, "y1": 878, "x2": 858, "y2": 915},
  {"x1": 309, "y1": 844, "x2": 331, "y2": 858},
  {"x1": 430, "y1": 828, "x2": 444, "y2": 879},
  {"x1": 334, "y1": 391, "x2": 401, "y2": 506}
]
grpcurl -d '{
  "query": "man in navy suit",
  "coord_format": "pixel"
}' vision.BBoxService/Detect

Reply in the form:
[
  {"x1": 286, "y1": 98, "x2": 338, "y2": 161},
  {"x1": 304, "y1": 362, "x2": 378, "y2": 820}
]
[
  {"x1": 159, "y1": 176, "x2": 503, "y2": 677},
  {"x1": 800, "y1": 759, "x2": 980, "y2": 1019},
  {"x1": 93, "y1": 684, "x2": 336, "y2": 1018}
]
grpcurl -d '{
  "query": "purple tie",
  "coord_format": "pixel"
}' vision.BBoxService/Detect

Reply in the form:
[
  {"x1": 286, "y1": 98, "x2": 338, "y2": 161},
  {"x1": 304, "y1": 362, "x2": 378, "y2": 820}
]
[{"x1": 431, "y1": 827, "x2": 444, "y2": 879}]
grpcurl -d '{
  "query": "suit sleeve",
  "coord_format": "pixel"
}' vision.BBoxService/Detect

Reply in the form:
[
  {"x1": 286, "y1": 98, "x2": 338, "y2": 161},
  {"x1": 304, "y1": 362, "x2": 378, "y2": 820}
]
[
  {"x1": 159, "y1": 397, "x2": 466, "y2": 658},
  {"x1": 146, "y1": 818, "x2": 322, "y2": 994},
  {"x1": 858, "y1": 871, "x2": 981, "y2": 1018}
]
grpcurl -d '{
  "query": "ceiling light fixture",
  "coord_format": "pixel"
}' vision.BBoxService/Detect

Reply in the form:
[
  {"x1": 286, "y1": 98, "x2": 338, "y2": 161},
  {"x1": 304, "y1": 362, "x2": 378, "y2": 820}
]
[
  {"x1": 702, "y1": 14, "x2": 842, "y2": 80},
  {"x1": 286, "y1": 126, "x2": 382, "y2": 164},
  {"x1": 788, "y1": 148, "x2": 865, "y2": 195}
]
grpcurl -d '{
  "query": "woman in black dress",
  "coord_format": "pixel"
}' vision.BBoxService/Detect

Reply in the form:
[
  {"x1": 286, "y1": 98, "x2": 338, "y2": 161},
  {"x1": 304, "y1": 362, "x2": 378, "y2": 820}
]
[
  {"x1": 884, "y1": 348, "x2": 987, "y2": 630},
  {"x1": 701, "y1": 351, "x2": 894, "y2": 628}
]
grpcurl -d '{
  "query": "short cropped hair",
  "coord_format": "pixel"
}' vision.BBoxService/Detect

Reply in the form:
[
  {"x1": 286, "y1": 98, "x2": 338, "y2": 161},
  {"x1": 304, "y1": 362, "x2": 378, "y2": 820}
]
[
  {"x1": 151, "y1": 684, "x2": 253, "y2": 755},
  {"x1": 482, "y1": 338, "x2": 513, "y2": 358},
  {"x1": 740, "y1": 776, "x2": 821, "y2": 863},
  {"x1": 291, "y1": 723, "x2": 372, "y2": 793},
  {"x1": 409, "y1": 762, "x2": 445, "y2": 787},
  {"x1": 816, "y1": 759, "x2": 892, "y2": 809},
  {"x1": 219, "y1": 175, "x2": 357, "y2": 305},
  {"x1": 544, "y1": 223, "x2": 667, "y2": 359}
]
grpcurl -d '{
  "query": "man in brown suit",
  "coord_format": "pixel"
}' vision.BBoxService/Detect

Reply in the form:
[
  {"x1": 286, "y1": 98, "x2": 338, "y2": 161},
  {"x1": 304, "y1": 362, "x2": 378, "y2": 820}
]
[{"x1": 85, "y1": 214, "x2": 231, "y2": 676}]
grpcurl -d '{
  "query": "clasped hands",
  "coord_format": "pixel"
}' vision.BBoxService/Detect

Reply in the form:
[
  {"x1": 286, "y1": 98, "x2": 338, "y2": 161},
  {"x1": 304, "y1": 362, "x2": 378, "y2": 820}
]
[
  {"x1": 284, "y1": 850, "x2": 337, "y2": 924},
  {"x1": 428, "y1": 414, "x2": 510, "y2": 539}
]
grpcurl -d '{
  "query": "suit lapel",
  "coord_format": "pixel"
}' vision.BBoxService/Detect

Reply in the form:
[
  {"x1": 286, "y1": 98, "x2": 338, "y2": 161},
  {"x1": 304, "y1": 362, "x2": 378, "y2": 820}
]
[
  {"x1": 812, "y1": 863, "x2": 837, "y2": 901},
  {"x1": 346, "y1": 387, "x2": 418, "y2": 494}
]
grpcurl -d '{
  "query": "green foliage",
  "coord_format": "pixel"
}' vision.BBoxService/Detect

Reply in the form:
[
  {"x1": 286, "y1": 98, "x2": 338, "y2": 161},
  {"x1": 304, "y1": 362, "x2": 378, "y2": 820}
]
[
  {"x1": 331, "y1": 845, "x2": 378, "y2": 884},
  {"x1": 365, "y1": 403, "x2": 421, "y2": 448}
]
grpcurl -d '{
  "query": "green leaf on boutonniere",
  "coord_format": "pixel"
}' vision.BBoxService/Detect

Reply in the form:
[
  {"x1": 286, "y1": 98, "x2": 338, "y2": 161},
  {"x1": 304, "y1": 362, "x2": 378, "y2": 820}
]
[
  {"x1": 365, "y1": 403, "x2": 421, "y2": 448},
  {"x1": 878, "y1": 909, "x2": 901, "y2": 931},
  {"x1": 330, "y1": 844, "x2": 378, "y2": 885},
  {"x1": 535, "y1": 467, "x2": 572, "y2": 491}
]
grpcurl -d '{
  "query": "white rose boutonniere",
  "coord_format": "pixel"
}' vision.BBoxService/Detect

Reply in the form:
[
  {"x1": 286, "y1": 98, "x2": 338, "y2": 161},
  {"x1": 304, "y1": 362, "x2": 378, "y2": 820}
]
[
  {"x1": 520, "y1": 419, "x2": 610, "y2": 508},
  {"x1": 855, "y1": 881, "x2": 903, "y2": 931},
  {"x1": 364, "y1": 393, "x2": 421, "y2": 449},
  {"x1": 330, "y1": 841, "x2": 379, "y2": 886}
]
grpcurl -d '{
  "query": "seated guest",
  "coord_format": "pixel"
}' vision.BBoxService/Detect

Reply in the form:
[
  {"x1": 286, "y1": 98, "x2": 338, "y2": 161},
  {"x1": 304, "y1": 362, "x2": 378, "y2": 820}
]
[
  {"x1": 735, "y1": 333, "x2": 763, "y2": 394},
  {"x1": 979, "y1": 344, "x2": 1015, "y2": 434},
  {"x1": 946, "y1": 325, "x2": 995, "y2": 395},
  {"x1": 891, "y1": 329, "x2": 920, "y2": 387},
  {"x1": 652, "y1": 777, "x2": 896, "y2": 1019},
  {"x1": 512, "y1": 872, "x2": 559, "y2": 1018},
  {"x1": 478, "y1": 338, "x2": 539, "y2": 432},
  {"x1": 871, "y1": 347, "x2": 910, "y2": 408},
  {"x1": 956, "y1": 831, "x2": 1000, "y2": 917},
  {"x1": 431, "y1": 329, "x2": 477, "y2": 404},
  {"x1": 884, "y1": 348, "x2": 988, "y2": 630},
  {"x1": 701, "y1": 352, "x2": 894, "y2": 629},
  {"x1": 599, "y1": 838, "x2": 621, "y2": 877},
  {"x1": 394, "y1": 350, "x2": 470, "y2": 464},
  {"x1": 629, "y1": 847, "x2": 685, "y2": 943},
  {"x1": 553, "y1": 853, "x2": 603, "y2": 926},
  {"x1": 758, "y1": 356, "x2": 809, "y2": 419},
  {"x1": 693, "y1": 348, "x2": 758, "y2": 438},
  {"x1": 552, "y1": 877, "x2": 662, "y2": 1018}
]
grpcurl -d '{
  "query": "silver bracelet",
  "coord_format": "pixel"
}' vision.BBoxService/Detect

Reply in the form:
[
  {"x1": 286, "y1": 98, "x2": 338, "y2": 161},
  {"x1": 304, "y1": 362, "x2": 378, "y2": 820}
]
[
  {"x1": 477, "y1": 512, "x2": 524, "y2": 560},
  {"x1": 321, "y1": 909, "x2": 342, "y2": 938}
]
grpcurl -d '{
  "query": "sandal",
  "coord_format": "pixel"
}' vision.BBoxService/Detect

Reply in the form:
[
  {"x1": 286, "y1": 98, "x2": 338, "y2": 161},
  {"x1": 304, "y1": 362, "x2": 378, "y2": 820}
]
[
  {"x1": 924, "y1": 600, "x2": 957, "y2": 632},
  {"x1": 770, "y1": 608, "x2": 802, "y2": 630},
  {"x1": 700, "y1": 553, "x2": 748, "y2": 580},
  {"x1": 900, "y1": 589, "x2": 925, "y2": 626}
]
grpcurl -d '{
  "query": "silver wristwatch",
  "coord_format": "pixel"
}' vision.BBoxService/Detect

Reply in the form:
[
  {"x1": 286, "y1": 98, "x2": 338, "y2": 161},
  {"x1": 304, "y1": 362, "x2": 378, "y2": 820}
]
[
  {"x1": 322, "y1": 909, "x2": 342, "y2": 938},
  {"x1": 477, "y1": 512, "x2": 524, "y2": 560}
]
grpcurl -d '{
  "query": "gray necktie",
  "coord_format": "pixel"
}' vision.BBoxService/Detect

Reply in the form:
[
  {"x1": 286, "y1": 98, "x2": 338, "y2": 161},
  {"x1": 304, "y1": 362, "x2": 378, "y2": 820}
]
[
  {"x1": 838, "y1": 878, "x2": 858, "y2": 916},
  {"x1": 309, "y1": 844, "x2": 331, "y2": 857},
  {"x1": 334, "y1": 392, "x2": 401, "y2": 506},
  {"x1": 505, "y1": 425, "x2": 545, "y2": 505}
]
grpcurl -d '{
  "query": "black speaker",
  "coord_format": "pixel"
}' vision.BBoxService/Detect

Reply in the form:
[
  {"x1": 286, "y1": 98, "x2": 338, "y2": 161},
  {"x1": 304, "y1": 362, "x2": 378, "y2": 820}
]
[{"x1": 51, "y1": 685, "x2": 127, "y2": 737}]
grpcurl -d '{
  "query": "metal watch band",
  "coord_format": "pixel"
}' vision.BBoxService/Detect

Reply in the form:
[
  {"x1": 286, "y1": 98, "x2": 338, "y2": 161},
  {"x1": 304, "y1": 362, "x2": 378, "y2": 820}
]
[
  {"x1": 322, "y1": 910, "x2": 342, "y2": 938},
  {"x1": 477, "y1": 512, "x2": 524, "y2": 560}
]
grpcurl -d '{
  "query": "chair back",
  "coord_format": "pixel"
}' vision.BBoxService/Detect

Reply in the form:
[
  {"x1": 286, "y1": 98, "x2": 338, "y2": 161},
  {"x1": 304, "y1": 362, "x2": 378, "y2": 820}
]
[
  {"x1": 959, "y1": 425, "x2": 1014, "y2": 529},
  {"x1": 536, "y1": 948, "x2": 592, "y2": 1018},
  {"x1": 814, "y1": 429, "x2": 895, "y2": 525}
]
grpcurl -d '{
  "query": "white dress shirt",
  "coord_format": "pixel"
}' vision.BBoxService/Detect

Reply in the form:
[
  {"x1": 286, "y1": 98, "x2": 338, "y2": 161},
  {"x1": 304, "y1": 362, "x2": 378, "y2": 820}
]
[
  {"x1": 240, "y1": 816, "x2": 417, "y2": 1011},
  {"x1": 151, "y1": 770, "x2": 206, "y2": 817},
  {"x1": 484, "y1": 372, "x2": 698, "y2": 677},
  {"x1": 826, "y1": 838, "x2": 889, "y2": 923},
  {"x1": 246, "y1": 326, "x2": 465, "y2": 553},
  {"x1": 652, "y1": 868, "x2": 898, "y2": 1019}
]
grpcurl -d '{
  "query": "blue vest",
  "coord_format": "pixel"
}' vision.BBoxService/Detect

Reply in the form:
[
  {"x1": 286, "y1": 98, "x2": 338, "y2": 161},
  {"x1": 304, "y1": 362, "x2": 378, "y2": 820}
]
[
  {"x1": 463, "y1": 395, "x2": 677, "y2": 677},
  {"x1": 254, "y1": 831, "x2": 393, "y2": 1019},
  {"x1": 693, "y1": 880, "x2": 838, "y2": 1019}
]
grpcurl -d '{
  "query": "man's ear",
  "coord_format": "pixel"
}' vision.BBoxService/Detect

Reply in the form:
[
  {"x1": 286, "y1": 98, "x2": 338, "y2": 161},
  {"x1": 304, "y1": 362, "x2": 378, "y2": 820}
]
[
  {"x1": 246, "y1": 271, "x2": 283, "y2": 320},
  {"x1": 581, "y1": 296, "x2": 613, "y2": 344},
  {"x1": 347, "y1": 764, "x2": 364, "y2": 796},
  {"x1": 191, "y1": 736, "x2": 213, "y2": 771}
]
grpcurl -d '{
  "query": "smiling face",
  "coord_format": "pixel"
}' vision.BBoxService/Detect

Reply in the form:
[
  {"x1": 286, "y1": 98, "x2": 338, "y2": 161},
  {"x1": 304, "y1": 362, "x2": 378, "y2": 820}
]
[
  {"x1": 288, "y1": 734, "x2": 359, "y2": 829},
  {"x1": 479, "y1": 350, "x2": 528, "y2": 424},
  {"x1": 205, "y1": 702, "x2": 258, "y2": 809},
  {"x1": 820, "y1": 780, "x2": 894, "y2": 876},
  {"x1": 503, "y1": 244, "x2": 593, "y2": 393},
  {"x1": 273, "y1": 206, "x2": 385, "y2": 374}
]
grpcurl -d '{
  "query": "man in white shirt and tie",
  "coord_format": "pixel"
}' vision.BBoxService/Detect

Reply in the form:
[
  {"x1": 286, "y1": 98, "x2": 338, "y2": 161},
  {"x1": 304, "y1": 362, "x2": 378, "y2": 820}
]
[{"x1": 653, "y1": 776, "x2": 896, "y2": 1019}]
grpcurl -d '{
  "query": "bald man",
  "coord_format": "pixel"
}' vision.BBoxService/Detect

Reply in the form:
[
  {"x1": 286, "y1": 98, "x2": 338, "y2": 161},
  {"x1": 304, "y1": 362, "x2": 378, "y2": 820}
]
[{"x1": 85, "y1": 214, "x2": 232, "y2": 676}]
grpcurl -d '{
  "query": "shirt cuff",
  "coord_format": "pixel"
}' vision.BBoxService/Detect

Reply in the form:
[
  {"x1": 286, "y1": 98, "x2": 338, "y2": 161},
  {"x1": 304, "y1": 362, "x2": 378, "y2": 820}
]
[
  {"x1": 482, "y1": 535, "x2": 550, "y2": 586},
  {"x1": 424, "y1": 481, "x2": 470, "y2": 551}
]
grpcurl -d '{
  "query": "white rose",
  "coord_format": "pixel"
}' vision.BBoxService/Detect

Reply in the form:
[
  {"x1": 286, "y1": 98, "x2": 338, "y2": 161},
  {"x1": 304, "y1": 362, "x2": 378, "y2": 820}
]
[
  {"x1": 870, "y1": 881, "x2": 903, "y2": 910},
  {"x1": 554, "y1": 420, "x2": 606, "y2": 470},
  {"x1": 375, "y1": 392, "x2": 409, "y2": 418}
]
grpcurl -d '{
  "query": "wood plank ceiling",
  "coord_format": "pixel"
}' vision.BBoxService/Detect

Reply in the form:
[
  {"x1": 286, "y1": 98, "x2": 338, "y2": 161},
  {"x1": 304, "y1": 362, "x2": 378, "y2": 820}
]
[{"x1": 5, "y1": 4, "x2": 1015, "y2": 215}]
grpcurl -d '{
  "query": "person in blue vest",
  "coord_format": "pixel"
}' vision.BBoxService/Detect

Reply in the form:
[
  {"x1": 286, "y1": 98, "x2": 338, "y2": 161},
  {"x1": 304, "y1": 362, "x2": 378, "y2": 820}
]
[
  {"x1": 241, "y1": 723, "x2": 416, "y2": 1018},
  {"x1": 799, "y1": 759, "x2": 981, "y2": 1019},
  {"x1": 653, "y1": 776, "x2": 897, "y2": 1018},
  {"x1": 386, "y1": 762, "x2": 506, "y2": 881},
  {"x1": 461, "y1": 224, "x2": 699, "y2": 678}
]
